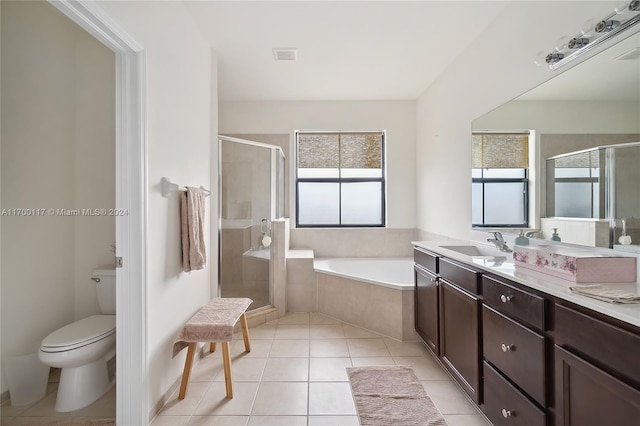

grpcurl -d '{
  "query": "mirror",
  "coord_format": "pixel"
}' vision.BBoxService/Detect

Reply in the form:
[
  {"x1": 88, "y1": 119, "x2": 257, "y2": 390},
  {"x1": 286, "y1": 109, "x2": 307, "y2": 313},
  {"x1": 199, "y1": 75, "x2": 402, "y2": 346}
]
[{"x1": 472, "y1": 28, "x2": 640, "y2": 251}]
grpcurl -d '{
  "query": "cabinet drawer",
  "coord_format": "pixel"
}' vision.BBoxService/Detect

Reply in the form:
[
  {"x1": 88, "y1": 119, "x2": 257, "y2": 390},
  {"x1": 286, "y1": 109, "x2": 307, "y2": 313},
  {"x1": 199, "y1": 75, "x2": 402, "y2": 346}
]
[
  {"x1": 483, "y1": 306, "x2": 546, "y2": 406},
  {"x1": 414, "y1": 248, "x2": 438, "y2": 274},
  {"x1": 483, "y1": 362, "x2": 546, "y2": 426},
  {"x1": 483, "y1": 276, "x2": 545, "y2": 330},
  {"x1": 555, "y1": 304, "x2": 640, "y2": 385},
  {"x1": 440, "y1": 258, "x2": 481, "y2": 294}
]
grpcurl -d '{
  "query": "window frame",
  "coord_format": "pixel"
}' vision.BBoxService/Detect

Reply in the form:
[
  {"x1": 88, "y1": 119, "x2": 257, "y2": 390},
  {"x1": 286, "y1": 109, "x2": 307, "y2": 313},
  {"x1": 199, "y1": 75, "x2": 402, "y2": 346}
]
[
  {"x1": 472, "y1": 168, "x2": 529, "y2": 228},
  {"x1": 295, "y1": 130, "x2": 387, "y2": 228},
  {"x1": 471, "y1": 130, "x2": 532, "y2": 229}
]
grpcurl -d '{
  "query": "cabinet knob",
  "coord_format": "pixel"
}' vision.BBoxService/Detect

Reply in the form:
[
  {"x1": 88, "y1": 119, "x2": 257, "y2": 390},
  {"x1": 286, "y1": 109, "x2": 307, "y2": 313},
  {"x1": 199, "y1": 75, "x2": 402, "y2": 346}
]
[
  {"x1": 500, "y1": 294, "x2": 513, "y2": 303},
  {"x1": 501, "y1": 343, "x2": 515, "y2": 352},
  {"x1": 501, "y1": 409, "x2": 515, "y2": 418}
]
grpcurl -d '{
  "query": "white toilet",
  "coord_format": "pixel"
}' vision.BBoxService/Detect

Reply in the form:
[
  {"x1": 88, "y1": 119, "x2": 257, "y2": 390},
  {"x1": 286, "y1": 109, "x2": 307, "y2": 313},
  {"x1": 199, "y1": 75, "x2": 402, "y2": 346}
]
[{"x1": 39, "y1": 269, "x2": 116, "y2": 412}]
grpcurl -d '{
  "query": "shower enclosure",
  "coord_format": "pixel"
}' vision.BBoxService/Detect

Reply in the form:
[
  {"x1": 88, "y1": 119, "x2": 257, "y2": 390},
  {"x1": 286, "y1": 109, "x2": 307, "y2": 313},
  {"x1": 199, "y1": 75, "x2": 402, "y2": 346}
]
[
  {"x1": 218, "y1": 136, "x2": 285, "y2": 311},
  {"x1": 546, "y1": 142, "x2": 640, "y2": 249}
]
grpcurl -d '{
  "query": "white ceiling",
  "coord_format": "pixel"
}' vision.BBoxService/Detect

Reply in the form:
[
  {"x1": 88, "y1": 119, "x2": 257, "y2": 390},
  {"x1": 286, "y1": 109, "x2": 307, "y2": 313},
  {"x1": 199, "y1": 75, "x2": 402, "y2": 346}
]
[{"x1": 184, "y1": 1, "x2": 508, "y2": 101}]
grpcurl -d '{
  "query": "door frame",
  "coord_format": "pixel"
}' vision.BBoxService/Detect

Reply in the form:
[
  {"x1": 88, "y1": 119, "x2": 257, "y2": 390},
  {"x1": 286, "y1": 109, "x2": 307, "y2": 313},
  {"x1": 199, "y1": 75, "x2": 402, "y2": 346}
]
[{"x1": 49, "y1": 1, "x2": 148, "y2": 424}]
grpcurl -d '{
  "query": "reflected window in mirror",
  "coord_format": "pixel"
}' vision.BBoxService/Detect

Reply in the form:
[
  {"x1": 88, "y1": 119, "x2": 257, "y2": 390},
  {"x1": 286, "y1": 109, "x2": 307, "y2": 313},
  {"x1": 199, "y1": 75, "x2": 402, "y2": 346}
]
[{"x1": 472, "y1": 132, "x2": 532, "y2": 228}]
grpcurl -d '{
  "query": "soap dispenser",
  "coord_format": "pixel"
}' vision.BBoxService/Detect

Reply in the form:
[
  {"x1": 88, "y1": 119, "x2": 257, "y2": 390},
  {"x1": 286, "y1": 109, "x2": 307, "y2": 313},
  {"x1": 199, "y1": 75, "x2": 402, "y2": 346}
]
[
  {"x1": 550, "y1": 228, "x2": 561, "y2": 242},
  {"x1": 515, "y1": 230, "x2": 529, "y2": 246}
]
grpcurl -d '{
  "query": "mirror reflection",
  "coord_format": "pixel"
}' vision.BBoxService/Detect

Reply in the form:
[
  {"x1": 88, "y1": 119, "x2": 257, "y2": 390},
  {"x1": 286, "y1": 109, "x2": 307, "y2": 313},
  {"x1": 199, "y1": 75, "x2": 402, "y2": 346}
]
[{"x1": 472, "y1": 29, "x2": 640, "y2": 252}]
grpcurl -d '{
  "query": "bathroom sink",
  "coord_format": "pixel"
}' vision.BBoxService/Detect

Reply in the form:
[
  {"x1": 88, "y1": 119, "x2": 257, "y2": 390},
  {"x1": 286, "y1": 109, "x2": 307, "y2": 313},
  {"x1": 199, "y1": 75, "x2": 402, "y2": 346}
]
[{"x1": 439, "y1": 245, "x2": 502, "y2": 257}]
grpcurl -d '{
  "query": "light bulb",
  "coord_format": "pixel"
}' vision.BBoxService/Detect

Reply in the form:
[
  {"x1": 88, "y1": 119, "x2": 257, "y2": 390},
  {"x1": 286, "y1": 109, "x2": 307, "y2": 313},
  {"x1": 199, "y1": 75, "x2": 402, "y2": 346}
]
[
  {"x1": 555, "y1": 35, "x2": 572, "y2": 52},
  {"x1": 534, "y1": 51, "x2": 550, "y2": 66},
  {"x1": 614, "y1": 1, "x2": 629, "y2": 13},
  {"x1": 581, "y1": 18, "x2": 599, "y2": 36}
]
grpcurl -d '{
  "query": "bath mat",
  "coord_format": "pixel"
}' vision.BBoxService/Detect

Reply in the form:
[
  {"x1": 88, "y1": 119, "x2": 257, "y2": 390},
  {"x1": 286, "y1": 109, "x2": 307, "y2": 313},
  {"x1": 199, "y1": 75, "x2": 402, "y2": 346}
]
[{"x1": 347, "y1": 366, "x2": 447, "y2": 426}]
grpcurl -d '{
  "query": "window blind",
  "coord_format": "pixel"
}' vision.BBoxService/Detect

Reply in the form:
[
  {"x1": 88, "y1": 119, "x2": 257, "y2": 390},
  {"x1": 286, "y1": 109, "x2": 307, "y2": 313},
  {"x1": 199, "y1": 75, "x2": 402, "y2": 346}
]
[
  {"x1": 472, "y1": 133, "x2": 529, "y2": 169},
  {"x1": 298, "y1": 132, "x2": 383, "y2": 169}
]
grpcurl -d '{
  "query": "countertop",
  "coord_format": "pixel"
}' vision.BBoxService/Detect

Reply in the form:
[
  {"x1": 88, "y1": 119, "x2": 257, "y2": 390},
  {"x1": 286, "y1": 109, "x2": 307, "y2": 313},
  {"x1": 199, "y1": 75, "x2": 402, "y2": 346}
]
[{"x1": 412, "y1": 240, "x2": 640, "y2": 328}]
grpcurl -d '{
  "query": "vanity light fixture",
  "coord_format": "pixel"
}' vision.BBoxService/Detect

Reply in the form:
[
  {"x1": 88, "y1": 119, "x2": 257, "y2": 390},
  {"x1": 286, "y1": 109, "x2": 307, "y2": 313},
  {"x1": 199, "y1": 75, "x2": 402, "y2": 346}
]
[{"x1": 537, "y1": 0, "x2": 640, "y2": 69}]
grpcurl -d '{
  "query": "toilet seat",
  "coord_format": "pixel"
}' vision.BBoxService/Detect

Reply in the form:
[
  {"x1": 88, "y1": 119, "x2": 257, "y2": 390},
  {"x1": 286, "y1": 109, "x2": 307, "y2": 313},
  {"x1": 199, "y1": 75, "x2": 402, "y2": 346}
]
[{"x1": 41, "y1": 315, "x2": 116, "y2": 353}]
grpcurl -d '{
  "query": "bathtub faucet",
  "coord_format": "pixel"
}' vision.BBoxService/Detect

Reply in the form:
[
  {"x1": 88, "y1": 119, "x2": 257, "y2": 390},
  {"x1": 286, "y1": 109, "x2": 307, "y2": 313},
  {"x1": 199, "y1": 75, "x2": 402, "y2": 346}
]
[{"x1": 487, "y1": 232, "x2": 513, "y2": 253}]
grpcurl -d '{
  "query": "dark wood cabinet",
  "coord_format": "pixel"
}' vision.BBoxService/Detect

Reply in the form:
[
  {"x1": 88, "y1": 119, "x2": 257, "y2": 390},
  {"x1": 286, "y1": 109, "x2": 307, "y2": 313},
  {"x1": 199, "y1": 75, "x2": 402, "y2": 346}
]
[
  {"x1": 415, "y1": 265, "x2": 440, "y2": 355},
  {"x1": 439, "y1": 280, "x2": 481, "y2": 403},
  {"x1": 555, "y1": 345, "x2": 640, "y2": 426},
  {"x1": 413, "y1": 246, "x2": 640, "y2": 426}
]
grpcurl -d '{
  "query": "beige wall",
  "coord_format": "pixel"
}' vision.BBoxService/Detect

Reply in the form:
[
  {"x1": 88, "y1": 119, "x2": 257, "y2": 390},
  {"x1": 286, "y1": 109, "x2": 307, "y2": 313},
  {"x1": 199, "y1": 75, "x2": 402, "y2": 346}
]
[
  {"x1": 96, "y1": 0, "x2": 215, "y2": 413},
  {"x1": 415, "y1": 1, "x2": 619, "y2": 240},
  {"x1": 220, "y1": 100, "x2": 417, "y2": 229},
  {"x1": 1, "y1": 1, "x2": 115, "y2": 394}
]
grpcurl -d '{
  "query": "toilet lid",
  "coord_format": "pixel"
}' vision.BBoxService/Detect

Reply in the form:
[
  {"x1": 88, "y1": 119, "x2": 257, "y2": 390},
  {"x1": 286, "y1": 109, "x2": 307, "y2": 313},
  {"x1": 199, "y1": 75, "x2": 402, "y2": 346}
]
[{"x1": 41, "y1": 315, "x2": 116, "y2": 352}]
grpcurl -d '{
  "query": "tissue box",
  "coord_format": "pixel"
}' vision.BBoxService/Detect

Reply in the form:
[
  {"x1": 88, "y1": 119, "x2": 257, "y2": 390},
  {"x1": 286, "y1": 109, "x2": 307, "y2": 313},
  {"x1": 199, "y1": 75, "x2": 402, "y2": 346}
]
[{"x1": 513, "y1": 245, "x2": 637, "y2": 283}]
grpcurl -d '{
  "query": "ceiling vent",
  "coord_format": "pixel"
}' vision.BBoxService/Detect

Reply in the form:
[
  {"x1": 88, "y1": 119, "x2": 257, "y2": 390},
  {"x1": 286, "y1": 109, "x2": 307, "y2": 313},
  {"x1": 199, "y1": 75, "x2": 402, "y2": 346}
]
[
  {"x1": 273, "y1": 48, "x2": 297, "y2": 61},
  {"x1": 615, "y1": 47, "x2": 640, "y2": 60}
]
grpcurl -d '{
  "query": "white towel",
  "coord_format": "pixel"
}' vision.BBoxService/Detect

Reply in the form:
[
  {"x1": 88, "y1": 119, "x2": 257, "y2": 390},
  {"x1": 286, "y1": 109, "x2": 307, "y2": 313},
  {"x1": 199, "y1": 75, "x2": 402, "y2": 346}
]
[
  {"x1": 569, "y1": 284, "x2": 640, "y2": 304},
  {"x1": 181, "y1": 187, "x2": 206, "y2": 272}
]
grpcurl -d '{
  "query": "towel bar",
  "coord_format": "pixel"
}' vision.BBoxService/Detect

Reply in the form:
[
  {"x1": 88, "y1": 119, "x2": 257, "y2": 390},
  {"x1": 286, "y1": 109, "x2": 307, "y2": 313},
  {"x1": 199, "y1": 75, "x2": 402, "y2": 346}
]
[{"x1": 161, "y1": 177, "x2": 211, "y2": 197}]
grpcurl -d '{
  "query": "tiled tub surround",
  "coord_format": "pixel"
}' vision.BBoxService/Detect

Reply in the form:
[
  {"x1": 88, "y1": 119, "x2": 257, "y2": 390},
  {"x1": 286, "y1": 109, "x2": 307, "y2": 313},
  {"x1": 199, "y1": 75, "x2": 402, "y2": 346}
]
[
  {"x1": 315, "y1": 258, "x2": 418, "y2": 341},
  {"x1": 290, "y1": 228, "x2": 417, "y2": 258}
]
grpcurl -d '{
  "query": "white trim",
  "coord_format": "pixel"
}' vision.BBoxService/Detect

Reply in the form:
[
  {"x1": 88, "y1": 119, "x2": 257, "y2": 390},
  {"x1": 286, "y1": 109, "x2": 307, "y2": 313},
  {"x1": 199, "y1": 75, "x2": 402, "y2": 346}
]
[{"x1": 48, "y1": 1, "x2": 148, "y2": 425}]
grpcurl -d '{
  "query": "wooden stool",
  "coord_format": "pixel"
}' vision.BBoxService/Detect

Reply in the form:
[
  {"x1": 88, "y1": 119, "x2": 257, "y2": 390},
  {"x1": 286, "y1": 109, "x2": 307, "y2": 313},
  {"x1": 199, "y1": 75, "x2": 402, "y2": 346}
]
[{"x1": 172, "y1": 298, "x2": 252, "y2": 399}]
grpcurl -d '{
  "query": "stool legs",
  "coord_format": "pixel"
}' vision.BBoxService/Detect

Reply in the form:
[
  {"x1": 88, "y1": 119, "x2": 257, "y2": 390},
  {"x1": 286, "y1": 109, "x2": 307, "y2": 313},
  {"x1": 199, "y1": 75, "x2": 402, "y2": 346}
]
[
  {"x1": 222, "y1": 342, "x2": 233, "y2": 398},
  {"x1": 240, "y1": 313, "x2": 251, "y2": 353},
  {"x1": 178, "y1": 343, "x2": 196, "y2": 399}
]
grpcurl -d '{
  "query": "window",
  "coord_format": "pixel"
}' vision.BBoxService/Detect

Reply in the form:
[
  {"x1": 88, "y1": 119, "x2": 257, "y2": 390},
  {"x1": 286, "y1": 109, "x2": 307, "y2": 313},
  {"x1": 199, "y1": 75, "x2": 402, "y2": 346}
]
[
  {"x1": 546, "y1": 150, "x2": 600, "y2": 218},
  {"x1": 472, "y1": 132, "x2": 530, "y2": 228},
  {"x1": 295, "y1": 131, "x2": 385, "y2": 227}
]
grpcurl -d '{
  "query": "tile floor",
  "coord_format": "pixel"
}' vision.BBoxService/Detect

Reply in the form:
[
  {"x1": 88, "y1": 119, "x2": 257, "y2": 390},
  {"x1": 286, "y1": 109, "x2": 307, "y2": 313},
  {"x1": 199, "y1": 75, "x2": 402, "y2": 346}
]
[
  {"x1": 0, "y1": 368, "x2": 116, "y2": 425},
  {"x1": 151, "y1": 312, "x2": 491, "y2": 426},
  {"x1": 0, "y1": 312, "x2": 492, "y2": 425}
]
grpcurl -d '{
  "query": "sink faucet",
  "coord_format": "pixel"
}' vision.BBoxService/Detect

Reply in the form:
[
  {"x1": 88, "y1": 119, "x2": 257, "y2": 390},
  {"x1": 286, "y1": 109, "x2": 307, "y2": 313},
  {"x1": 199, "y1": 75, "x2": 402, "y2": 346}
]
[{"x1": 487, "y1": 232, "x2": 513, "y2": 253}]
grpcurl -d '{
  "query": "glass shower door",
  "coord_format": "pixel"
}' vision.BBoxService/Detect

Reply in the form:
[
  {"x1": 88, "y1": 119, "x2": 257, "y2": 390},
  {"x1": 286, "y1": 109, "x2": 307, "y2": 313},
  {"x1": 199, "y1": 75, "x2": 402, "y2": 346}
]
[{"x1": 219, "y1": 138, "x2": 273, "y2": 311}]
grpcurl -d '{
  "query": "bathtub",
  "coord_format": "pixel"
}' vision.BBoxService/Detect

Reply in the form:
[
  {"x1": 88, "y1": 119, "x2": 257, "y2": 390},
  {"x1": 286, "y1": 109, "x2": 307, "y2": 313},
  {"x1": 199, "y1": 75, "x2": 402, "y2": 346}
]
[
  {"x1": 313, "y1": 257, "x2": 414, "y2": 291},
  {"x1": 313, "y1": 257, "x2": 418, "y2": 341}
]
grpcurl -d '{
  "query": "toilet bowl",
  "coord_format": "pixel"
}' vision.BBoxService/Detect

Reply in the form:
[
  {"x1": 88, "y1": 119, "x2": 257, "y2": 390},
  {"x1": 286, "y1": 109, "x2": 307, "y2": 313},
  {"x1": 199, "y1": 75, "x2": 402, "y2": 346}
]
[{"x1": 39, "y1": 269, "x2": 116, "y2": 412}]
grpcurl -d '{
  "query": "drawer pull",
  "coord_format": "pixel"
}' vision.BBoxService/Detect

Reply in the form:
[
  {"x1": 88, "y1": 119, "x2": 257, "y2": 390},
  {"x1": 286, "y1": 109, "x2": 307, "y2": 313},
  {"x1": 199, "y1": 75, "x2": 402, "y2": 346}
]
[
  {"x1": 501, "y1": 343, "x2": 515, "y2": 352},
  {"x1": 500, "y1": 294, "x2": 513, "y2": 303},
  {"x1": 501, "y1": 408, "x2": 515, "y2": 418}
]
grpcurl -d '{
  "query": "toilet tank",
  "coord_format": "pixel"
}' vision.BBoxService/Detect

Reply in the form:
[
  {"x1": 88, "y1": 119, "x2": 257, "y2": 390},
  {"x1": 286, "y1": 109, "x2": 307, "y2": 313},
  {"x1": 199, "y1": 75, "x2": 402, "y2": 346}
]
[{"x1": 93, "y1": 268, "x2": 116, "y2": 314}]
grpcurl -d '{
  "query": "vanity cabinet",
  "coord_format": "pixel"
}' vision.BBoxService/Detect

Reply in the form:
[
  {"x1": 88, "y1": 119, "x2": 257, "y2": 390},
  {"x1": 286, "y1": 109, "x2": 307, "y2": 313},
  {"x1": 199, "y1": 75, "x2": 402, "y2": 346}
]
[
  {"x1": 415, "y1": 261, "x2": 440, "y2": 354},
  {"x1": 414, "y1": 249, "x2": 482, "y2": 403},
  {"x1": 554, "y1": 304, "x2": 640, "y2": 426},
  {"x1": 438, "y1": 258, "x2": 482, "y2": 403},
  {"x1": 413, "y1": 245, "x2": 640, "y2": 426}
]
